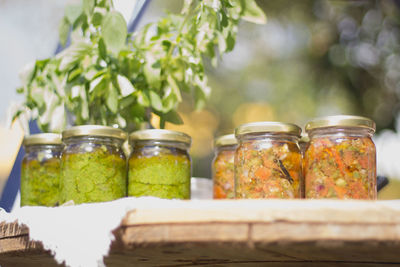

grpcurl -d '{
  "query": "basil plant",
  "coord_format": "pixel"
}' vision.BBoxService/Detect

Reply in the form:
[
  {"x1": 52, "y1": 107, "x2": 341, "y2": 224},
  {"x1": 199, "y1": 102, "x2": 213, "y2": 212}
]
[{"x1": 14, "y1": 0, "x2": 266, "y2": 133}]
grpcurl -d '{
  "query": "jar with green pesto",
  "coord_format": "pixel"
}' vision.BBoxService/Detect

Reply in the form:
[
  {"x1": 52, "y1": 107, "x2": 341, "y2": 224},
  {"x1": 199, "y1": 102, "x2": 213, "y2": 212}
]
[
  {"x1": 128, "y1": 129, "x2": 192, "y2": 199},
  {"x1": 60, "y1": 125, "x2": 127, "y2": 204},
  {"x1": 21, "y1": 133, "x2": 62, "y2": 207}
]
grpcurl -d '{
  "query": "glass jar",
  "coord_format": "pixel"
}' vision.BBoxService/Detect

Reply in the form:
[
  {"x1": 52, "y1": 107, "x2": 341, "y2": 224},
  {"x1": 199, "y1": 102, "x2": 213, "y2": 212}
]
[
  {"x1": 212, "y1": 134, "x2": 237, "y2": 199},
  {"x1": 304, "y1": 115, "x2": 376, "y2": 199},
  {"x1": 235, "y1": 122, "x2": 302, "y2": 199},
  {"x1": 60, "y1": 125, "x2": 127, "y2": 204},
  {"x1": 21, "y1": 133, "x2": 62, "y2": 206},
  {"x1": 128, "y1": 129, "x2": 191, "y2": 199}
]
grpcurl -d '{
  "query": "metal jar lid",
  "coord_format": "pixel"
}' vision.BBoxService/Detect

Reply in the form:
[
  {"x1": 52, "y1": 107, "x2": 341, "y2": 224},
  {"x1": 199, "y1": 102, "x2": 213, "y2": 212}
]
[
  {"x1": 23, "y1": 133, "x2": 62, "y2": 146},
  {"x1": 129, "y1": 129, "x2": 191, "y2": 146},
  {"x1": 214, "y1": 134, "x2": 237, "y2": 147},
  {"x1": 235, "y1": 122, "x2": 302, "y2": 138},
  {"x1": 62, "y1": 125, "x2": 127, "y2": 140},
  {"x1": 305, "y1": 115, "x2": 376, "y2": 133}
]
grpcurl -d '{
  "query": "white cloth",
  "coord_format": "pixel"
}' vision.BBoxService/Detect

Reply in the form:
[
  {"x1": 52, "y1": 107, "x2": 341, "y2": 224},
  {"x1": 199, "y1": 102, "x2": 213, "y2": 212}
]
[{"x1": 0, "y1": 197, "x2": 170, "y2": 267}]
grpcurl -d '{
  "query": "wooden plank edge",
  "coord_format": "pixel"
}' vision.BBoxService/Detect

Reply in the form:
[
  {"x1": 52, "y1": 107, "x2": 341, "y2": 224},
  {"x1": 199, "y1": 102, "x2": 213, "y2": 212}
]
[
  {"x1": 0, "y1": 221, "x2": 45, "y2": 255},
  {"x1": 114, "y1": 221, "x2": 400, "y2": 246},
  {"x1": 0, "y1": 221, "x2": 29, "y2": 239},
  {"x1": 121, "y1": 203, "x2": 400, "y2": 225}
]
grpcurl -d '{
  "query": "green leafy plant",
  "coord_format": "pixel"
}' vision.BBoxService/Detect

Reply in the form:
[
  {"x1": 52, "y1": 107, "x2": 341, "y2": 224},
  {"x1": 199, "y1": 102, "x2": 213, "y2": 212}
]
[{"x1": 14, "y1": 0, "x2": 266, "y2": 132}]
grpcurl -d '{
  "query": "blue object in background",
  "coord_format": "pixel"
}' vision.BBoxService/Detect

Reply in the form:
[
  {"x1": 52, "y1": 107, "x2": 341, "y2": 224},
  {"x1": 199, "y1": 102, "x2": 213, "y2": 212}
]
[{"x1": 0, "y1": 121, "x2": 41, "y2": 212}]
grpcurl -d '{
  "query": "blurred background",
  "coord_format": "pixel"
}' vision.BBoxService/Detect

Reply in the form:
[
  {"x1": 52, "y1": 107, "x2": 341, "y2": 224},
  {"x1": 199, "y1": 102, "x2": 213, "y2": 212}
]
[{"x1": 1, "y1": 0, "x2": 400, "y2": 200}]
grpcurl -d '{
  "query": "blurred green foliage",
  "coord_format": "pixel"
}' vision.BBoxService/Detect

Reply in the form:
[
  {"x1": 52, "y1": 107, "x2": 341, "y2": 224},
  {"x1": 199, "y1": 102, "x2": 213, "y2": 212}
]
[
  {"x1": 174, "y1": 0, "x2": 400, "y2": 178},
  {"x1": 209, "y1": 0, "x2": 400, "y2": 131}
]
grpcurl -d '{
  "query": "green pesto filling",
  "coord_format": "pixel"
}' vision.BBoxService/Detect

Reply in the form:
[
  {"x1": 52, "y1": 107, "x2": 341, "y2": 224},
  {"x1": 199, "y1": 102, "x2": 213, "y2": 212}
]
[
  {"x1": 128, "y1": 154, "x2": 190, "y2": 199},
  {"x1": 21, "y1": 158, "x2": 60, "y2": 207},
  {"x1": 60, "y1": 147, "x2": 126, "y2": 204},
  {"x1": 129, "y1": 182, "x2": 190, "y2": 199}
]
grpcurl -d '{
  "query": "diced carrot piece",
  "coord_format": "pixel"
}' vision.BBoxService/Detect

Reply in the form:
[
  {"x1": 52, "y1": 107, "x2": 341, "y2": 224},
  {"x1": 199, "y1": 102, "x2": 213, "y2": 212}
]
[
  {"x1": 255, "y1": 167, "x2": 271, "y2": 180},
  {"x1": 214, "y1": 185, "x2": 227, "y2": 199}
]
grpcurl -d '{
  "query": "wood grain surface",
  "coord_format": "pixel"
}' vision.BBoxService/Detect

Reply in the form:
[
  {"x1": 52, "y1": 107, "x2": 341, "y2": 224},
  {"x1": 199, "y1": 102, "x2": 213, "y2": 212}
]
[{"x1": 1, "y1": 200, "x2": 400, "y2": 266}]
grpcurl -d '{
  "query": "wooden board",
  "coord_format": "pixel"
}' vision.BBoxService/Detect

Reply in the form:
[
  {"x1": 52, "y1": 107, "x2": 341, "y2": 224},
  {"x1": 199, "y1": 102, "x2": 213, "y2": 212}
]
[
  {"x1": 1, "y1": 200, "x2": 400, "y2": 266},
  {"x1": 0, "y1": 222, "x2": 63, "y2": 267}
]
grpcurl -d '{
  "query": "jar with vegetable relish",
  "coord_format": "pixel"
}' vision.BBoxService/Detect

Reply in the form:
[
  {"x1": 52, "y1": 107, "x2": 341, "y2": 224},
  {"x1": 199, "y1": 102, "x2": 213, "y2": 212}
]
[
  {"x1": 235, "y1": 122, "x2": 302, "y2": 199},
  {"x1": 21, "y1": 133, "x2": 63, "y2": 207},
  {"x1": 60, "y1": 125, "x2": 127, "y2": 204},
  {"x1": 212, "y1": 134, "x2": 237, "y2": 199},
  {"x1": 304, "y1": 115, "x2": 376, "y2": 199},
  {"x1": 128, "y1": 129, "x2": 191, "y2": 199}
]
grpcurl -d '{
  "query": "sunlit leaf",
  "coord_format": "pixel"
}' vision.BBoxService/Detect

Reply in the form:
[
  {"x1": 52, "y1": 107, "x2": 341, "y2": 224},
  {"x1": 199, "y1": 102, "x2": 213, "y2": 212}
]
[
  {"x1": 167, "y1": 75, "x2": 182, "y2": 102},
  {"x1": 89, "y1": 75, "x2": 108, "y2": 100},
  {"x1": 98, "y1": 38, "x2": 107, "y2": 60},
  {"x1": 59, "y1": 17, "x2": 70, "y2": 47},
  {"x1": 58, "y1": 42, "x2": 92, "y2": 71},
  {"x1": 106, "y1": 85, "x2": 119, "y2": 113},
  {"x1": 68, "y1": 68, "x2": 82, "y2": 82},
  {"x1": 162, "y1": 92, "x2": 177, "y2": 113},
  {"x1": 83, "y1": 0, "x2": 95, "y2": 16},
  {"x1": 226, "y1": 31, "x2": 235, "y2": 52},
  {"x1": 18, "y1": 62, "x2": 36, "y2": 86},
  {"x1": 65, "y1": 4, "x2": 82, "y2": 24},
  {"x1": 117, "y1": 74, "x2": 135, "y2": 97},
  {"x1": 137, "y1": 91, "x2": 150, "y2": 107},
  {"x1": 120, "y1": 95, "x2": 135, "y2": 109},
  {"x1": 241, "y1": 0, "x2": 267, "y2": 24},
  {"x1": 31, "y1": 89, "x2": 45, "y2": 108},
  {"x1": 149, "y1": 91, "x2": 163, "y2": 111},
  {"x1": 102, "y1": 11, "x2": 127, "y2": 54},
  {"x1": 163, "y1": 110, "x2": 183, "y2": 125},
  {"x1": 92, "y1": 12, "x2": 103, "y2": 26},
  {"x1": 144, "y1": 55, "x2": 161, "y2": 88}
]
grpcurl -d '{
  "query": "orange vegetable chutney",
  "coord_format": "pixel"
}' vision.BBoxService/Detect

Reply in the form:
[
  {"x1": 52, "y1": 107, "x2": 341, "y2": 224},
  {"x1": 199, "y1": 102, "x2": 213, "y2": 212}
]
[
  {"x1": 212, "y1": 134, "x2": 237, "y2": 199},
  {"x1": 304, "y1": 115, "x2": 376, "y2": 199},
  {"x1": 235, "y1": 122, "x2": 302, "y2": 199}
]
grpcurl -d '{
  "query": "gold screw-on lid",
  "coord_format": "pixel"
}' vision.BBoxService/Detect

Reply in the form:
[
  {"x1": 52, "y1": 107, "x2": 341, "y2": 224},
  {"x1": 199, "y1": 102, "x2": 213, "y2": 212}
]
[
  {"x1": 62, "y1": 125, "x2": 127, "y2": 140},
  {"x1": 129, "y1": 129, "x2": 191, "y2": 145},
  {"x1": 23, "y1": 133, "x2": 62, "y2": 146},
  {"x1": 305, "y1": 115, "x2": 376, "y2": 133},
  {"x1": 214, "y1": 134, "x2": 237, "y2": 147},
  {"x1": 235, "y1": 122, "x2": 302, "y2": 137}
]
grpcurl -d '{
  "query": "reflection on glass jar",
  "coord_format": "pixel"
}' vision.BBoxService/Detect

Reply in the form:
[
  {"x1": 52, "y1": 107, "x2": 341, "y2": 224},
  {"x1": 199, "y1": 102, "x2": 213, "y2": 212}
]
[
  {"x1": 60, "y1": 125, "x2": 127, "y2": 204},
  {"x1": 299, "y1": 133, "x2": 310, "y2": 198},
  {"x1": 128, "y1": 129, "x2": 191, "y2": 200},
  {"x1": 21, "y1": 133, "x2": 63, "y2": 206},
  {"x1": 305, "y1": 115, "x2": 377, "y2": 199},
  {"x1": 212, "y1": 134, "x2": 237, "y2": 199},
  {"x1": 235, "y1": 122, "x2": 302, "y2": 199}
]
